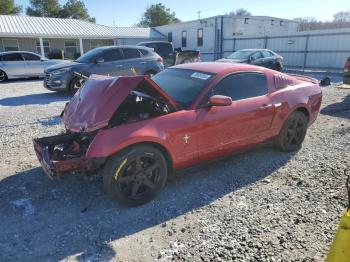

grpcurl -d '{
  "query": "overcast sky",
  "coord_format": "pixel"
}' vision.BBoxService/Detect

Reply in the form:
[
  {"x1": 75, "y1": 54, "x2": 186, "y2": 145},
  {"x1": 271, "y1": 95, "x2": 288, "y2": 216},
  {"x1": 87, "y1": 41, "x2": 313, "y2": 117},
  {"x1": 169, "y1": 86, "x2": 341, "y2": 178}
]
[{"x1": 15, "y1": 0, "x2": 349, "y2": 27}]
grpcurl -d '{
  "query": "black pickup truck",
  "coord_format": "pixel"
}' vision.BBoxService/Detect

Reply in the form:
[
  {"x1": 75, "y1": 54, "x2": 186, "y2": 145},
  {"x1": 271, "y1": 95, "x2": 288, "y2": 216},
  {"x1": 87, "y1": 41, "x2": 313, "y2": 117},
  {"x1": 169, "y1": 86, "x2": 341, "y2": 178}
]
[{"x1": 137, "y1": 41, "x2": 200, "y2": 68}]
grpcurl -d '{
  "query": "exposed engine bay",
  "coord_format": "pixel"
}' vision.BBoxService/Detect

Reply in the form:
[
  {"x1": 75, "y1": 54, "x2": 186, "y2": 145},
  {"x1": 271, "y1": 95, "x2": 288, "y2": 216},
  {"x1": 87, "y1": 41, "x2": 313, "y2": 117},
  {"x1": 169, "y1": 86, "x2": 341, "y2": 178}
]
[{"x1": 108, "y1": 89, "x2": 175, "y2": 127}]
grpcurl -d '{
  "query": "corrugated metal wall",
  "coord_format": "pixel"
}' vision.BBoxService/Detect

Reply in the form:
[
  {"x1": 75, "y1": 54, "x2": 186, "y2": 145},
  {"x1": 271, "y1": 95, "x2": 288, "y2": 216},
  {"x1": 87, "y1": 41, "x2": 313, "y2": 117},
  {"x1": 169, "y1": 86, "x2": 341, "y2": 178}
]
[{"x1": 226, "y1": 28, "x2": 350, "y2": 71}]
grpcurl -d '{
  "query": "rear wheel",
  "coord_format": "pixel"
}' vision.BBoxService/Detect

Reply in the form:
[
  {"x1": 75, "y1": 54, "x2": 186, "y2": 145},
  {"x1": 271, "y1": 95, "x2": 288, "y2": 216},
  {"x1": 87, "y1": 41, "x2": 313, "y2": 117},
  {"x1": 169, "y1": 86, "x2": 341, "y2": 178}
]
[
  {"x1": 274, "y1": 63, "x2": 283, "y2": 72},
  {"x1": 102, "y1": 145, "x2": 168, "y2": 206},
  {"x1": 276, "y1": 111, "x2": 308, "y2": 152},
  {"x1": 0, "y1": 70, "x2": 7, "y2": 83},
  {"x1": 69, "y1": 77, "x2": 85, "y2": 95}
]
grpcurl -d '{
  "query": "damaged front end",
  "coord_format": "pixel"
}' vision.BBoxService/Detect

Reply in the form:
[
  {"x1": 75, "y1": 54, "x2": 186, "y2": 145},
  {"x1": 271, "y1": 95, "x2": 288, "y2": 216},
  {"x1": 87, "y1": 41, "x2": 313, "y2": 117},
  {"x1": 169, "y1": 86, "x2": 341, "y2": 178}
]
[
  {"x1": 33, "y1": 74, "x2": 178, "y2": 179},
  {"x1": 33, "y1": 132, "x2": 104, "y2": 179}
]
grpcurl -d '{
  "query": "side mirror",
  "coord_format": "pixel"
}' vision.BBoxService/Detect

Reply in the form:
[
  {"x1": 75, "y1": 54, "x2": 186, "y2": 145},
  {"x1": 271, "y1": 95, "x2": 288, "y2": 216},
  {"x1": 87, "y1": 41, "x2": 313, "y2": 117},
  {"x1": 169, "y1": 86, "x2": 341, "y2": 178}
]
[
  {"x1": 40, "y1": 57, "x2": 47, "y2": 62},
  {"x1": 95, "y1": 58, "x2": 104, "y2": 64},
  {"x1": 208, "y1": 95, "x2": 232, "y2": 107}
]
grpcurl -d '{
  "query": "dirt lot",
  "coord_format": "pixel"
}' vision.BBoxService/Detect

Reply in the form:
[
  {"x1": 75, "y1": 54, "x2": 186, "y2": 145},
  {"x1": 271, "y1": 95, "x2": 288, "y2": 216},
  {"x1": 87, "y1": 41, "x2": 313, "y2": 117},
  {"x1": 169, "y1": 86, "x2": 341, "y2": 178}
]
[{"x1": 0, "y1": 78, "x2": 349, "y2": 262}]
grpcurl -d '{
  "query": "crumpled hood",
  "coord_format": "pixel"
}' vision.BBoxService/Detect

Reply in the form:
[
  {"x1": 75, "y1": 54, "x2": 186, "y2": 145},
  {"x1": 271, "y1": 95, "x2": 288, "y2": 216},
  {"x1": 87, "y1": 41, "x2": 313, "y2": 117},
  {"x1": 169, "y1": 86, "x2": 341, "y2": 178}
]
[
  {"x1": 61, "y1": 74, "x2": 178, "y2": 133},
  {"x1": 216, "y1": 58, "x2": 248, "y2": 63}
]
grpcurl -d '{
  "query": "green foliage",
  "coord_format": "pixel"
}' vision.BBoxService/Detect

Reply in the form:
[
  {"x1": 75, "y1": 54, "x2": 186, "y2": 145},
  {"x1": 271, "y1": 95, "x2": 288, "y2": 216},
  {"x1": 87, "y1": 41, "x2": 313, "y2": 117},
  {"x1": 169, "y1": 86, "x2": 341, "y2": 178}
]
[
  {"x1": 60, "y1": 0, "x2": 95, "y2": 23},
  {"x1": 138, "y1": 3, "x2": 180, "y2": 27},
  {"x1": 0, "y1": 0, "x2": 22, "y2": 15},
  {"x1": 26, "y1": 0, "x2": 95, "y2": 22},
  {"x1": 26, "y1": 0, "x2": 61, "y2": 17},
  {"x1": 228, "y1": 8, "x2": 251, "y2": 17}
]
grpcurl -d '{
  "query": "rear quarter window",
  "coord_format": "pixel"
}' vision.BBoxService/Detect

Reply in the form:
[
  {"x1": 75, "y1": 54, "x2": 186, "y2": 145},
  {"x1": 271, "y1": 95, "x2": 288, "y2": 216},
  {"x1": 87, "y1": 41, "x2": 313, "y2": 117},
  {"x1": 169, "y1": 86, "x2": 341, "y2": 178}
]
[{"x1": 122, "y1": 48, "x2": 141, "y2": 59}]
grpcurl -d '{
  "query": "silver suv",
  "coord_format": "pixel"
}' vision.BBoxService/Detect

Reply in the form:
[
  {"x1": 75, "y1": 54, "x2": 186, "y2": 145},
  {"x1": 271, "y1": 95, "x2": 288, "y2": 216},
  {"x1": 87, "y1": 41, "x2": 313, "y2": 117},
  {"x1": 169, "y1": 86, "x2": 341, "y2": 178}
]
[
  {"x1": 44, "y1": 45, "x2": 164, "y2": 94},
  {"x1": 0, "y1": 51, "x2": 66, "y2": 82}
]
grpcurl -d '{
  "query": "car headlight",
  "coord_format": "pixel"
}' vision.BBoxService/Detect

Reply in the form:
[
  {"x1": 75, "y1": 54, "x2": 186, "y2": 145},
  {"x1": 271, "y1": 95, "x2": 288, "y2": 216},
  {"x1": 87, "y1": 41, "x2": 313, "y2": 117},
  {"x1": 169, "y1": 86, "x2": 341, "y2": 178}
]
[{"x1": 51, "y1": 67, "x2": 71, "y2": 75}]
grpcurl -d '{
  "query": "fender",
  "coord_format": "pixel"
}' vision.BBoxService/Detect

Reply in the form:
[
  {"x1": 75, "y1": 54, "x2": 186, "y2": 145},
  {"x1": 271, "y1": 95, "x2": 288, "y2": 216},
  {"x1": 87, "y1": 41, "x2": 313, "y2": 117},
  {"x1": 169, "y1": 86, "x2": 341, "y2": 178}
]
[{"x1": 86, "y1": 120, "x2": 172, "y2": 160}]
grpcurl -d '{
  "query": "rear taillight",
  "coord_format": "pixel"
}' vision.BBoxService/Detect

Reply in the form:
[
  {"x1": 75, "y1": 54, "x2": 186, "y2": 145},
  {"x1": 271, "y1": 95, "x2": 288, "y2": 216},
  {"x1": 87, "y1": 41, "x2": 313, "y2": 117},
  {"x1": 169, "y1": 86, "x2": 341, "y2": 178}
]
[
  {"x1": 157, "y1": 56, "x2": 163, "y2": 63},
  {"x1": 344, "y1": 60, "x2": 350, "y2": 72}
]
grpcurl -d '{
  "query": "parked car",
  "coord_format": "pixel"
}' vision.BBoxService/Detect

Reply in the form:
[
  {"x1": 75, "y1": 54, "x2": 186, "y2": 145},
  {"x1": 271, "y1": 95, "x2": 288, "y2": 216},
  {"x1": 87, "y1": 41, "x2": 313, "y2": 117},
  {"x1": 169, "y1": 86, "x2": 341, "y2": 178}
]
[
  {"x1": 0, "y1": 51, "x2": 67, "y2": 83},
  {"x1": 344, "y1": 57, "x2": 350, "y2": 84},
  {"x1": 33, "y1": 62, "x2": 322, "y2": 206},
  {"x1": 137, "y1": 41, "x2": 200, "y2": 67},
  {"x1": 44, "y1": 45, "x2": 164, "y2": 94},
  {"x1": 217, "y1": 49, "x2": 284, "y2": 71}
]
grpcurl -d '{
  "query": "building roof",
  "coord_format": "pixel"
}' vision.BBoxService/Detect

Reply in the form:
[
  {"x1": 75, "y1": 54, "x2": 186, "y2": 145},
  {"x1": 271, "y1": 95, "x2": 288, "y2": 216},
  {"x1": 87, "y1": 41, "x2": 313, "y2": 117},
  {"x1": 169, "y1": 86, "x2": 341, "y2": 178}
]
[{"x1": 0, "y1": 15, "x2": 164, "y2": 39}]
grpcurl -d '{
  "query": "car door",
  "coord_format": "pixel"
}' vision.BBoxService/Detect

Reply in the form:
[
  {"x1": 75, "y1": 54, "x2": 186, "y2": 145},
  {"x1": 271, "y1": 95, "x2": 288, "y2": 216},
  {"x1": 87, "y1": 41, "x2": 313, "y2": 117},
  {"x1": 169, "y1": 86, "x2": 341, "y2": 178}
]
[
  {"x1": 249, "y1": 51, "x2": 264, "y2": 67},
  {"x1": 261, "y1": 50, "x2": 275, "y2": 69},
  {"x1": 194, "y1": 72, "x2": 275, "y2": 157},
  {"x1": 22, "y1": 53, "x2": 45, "y2": 76},
  {"x1": 120, "y1": 48, "x2": 145, "y2": 75},
  {"x1": 91, "y1": 48, "x2": 125, "y2": 76},
  {"x1": 0, "y1": 53, "x2": 26, "y2": 78}
]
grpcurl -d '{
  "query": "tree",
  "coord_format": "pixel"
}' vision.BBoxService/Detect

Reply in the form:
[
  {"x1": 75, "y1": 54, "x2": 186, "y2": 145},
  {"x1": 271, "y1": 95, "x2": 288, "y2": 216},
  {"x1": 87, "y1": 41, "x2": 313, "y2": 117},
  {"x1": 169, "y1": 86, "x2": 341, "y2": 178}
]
[
  {"x1": 0, "y1": 0, "x2": 22, "y2": 15},
  {"x1": 228, "y1": 8, "x2": 251, "y2": 17},
  {"x1": 138, "y1": 3, "x2": 180, "y2": 27},
  {"x1": 26, "y1": 0, "x2": 61, "y2": 17},
  {"x1": 60, "y1": 0, "x2": 95, "y2": 22},
  {"x1": 26, "y1": 0, "x2": 95, "y2": 22},
  {"x1": 333, "y1": 11, "x2": 350, "y2": 22}
]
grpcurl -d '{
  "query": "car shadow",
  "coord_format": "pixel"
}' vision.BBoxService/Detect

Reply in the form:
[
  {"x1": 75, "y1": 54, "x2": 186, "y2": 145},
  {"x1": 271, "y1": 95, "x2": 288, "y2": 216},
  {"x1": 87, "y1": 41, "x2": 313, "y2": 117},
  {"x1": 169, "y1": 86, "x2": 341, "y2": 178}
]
[
  {"x1": 320, "y1": 94, "x2": 350, "y2": 120},
  {"x1": 0, "y1": 145, "x2": 296, "y2": 261},
  {"x1": 0, "y1": 92, "x2": 69, "y2": 106}
]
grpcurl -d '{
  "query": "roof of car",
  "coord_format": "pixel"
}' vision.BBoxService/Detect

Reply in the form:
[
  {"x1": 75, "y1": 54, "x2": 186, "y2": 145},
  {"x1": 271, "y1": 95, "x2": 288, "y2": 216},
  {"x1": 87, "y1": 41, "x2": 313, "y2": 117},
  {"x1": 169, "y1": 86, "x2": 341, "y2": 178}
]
[
  {"x1": 0, "y1": 51, "x2": 40, "y2": 56},
  {"x1": 171, "y1": 62, "x2": 265, "y2": 74}
]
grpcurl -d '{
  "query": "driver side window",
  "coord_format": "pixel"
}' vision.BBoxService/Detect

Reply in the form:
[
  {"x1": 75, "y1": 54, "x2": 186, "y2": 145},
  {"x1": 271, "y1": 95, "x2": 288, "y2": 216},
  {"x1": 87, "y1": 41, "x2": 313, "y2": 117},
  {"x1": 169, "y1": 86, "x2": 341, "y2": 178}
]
[
  {"x1": 210, "y1": 73, "x2": 268, "y2": 101},
  {"x1": 251, "y1": 51, "x2": 263, "y2": 60}
]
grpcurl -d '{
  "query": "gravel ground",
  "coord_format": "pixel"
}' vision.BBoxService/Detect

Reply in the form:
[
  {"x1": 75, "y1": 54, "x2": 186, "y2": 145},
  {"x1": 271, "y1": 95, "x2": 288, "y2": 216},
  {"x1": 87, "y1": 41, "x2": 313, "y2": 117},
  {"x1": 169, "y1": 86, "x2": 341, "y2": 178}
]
[{"x1": 0, "y1": 78, "x2": 349, "y2": 262}]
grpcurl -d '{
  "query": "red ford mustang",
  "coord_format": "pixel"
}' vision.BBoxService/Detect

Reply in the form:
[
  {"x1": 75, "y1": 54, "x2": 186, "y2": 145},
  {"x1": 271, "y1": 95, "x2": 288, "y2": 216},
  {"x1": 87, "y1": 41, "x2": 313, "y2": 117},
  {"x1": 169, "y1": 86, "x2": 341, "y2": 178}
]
[{"x1": 33, "y1": 62, "x2": 322, "y2": 206}]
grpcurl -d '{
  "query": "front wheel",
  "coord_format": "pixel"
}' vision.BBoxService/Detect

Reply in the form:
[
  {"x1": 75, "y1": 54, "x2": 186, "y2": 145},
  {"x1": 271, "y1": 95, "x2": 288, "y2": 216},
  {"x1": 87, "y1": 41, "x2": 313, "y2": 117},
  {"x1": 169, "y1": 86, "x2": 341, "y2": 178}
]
[
  {"x1": 276, "y1": 111, "x2": 308, "y2": 152},
  {"x1": 0, "y1": 70, "x2": 8, "y2": 83},
  {"x1": 102, "y1": 145, "x2": 168, "y2": 206},
  {"x1": 69, "y1": 77, "x2": 85, "y2": 95}
]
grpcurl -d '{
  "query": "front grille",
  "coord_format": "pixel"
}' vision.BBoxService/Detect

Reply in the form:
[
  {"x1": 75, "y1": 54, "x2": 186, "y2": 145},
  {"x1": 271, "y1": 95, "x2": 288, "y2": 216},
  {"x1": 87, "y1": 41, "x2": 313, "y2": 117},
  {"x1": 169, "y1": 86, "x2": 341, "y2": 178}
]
[{"x1": 44, "y1": 73, "x2": 51, "y2": 86}]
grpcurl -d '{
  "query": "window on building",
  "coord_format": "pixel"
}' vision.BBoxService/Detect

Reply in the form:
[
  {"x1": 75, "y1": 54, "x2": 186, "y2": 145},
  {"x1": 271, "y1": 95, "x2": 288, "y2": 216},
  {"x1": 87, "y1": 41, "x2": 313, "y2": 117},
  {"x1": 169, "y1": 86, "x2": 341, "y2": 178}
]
[
  {"x1": 2, "y1": 39, "x2": 19, "y2": 51},
  {"x1": 181, "y1": 31, "x2": 187, "y2": 47},
  {"x1": 271, "y1": 20, "x2": 275, "y2": 26},
  {"x1": 244, "y1": 18, "x2": 249, "y2": 24},
  {"x1": 22, "y1": 52, "x2": 41, "y2": 61},
  {"x1": 90, "y1": 40, "x2": 103, "y2": 49},
  {"x1": 36, "y1": 40, "x2": 50, "y2": 56},
  {"x1": 197, "y1": 28, "x2": 203, "y2": 47},
  {"x1": 122, "y1": 48, "x2": 141, "y2": 59},
  {"x1": 168, "y1": 32, "x2": 172, "y2": 42},
  {"x1": 64, "y1": 40, "x2": 78, "y2": 58},
  {"x1": 211, "y1": 73, "x2": 268, "y2": 101}
]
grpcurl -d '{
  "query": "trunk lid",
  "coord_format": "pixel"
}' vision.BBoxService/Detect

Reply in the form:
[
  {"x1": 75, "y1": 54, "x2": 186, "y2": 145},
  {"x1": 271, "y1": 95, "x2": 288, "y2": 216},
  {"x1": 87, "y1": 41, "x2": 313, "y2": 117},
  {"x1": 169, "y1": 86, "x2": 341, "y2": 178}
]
[{"x1": 62, "y1": 74, "x2": 178, "y2": 132}]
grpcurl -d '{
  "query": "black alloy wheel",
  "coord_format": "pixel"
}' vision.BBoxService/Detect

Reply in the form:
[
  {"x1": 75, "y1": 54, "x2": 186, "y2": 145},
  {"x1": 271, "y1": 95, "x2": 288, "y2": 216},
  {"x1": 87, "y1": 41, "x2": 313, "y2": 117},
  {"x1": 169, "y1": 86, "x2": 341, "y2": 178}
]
[
  {"x1": 276, "y1": 111, "x2": 308, "y2": 152},
  {"x1": 103, "y1": 145, "x2": 168, "y2": 206}
]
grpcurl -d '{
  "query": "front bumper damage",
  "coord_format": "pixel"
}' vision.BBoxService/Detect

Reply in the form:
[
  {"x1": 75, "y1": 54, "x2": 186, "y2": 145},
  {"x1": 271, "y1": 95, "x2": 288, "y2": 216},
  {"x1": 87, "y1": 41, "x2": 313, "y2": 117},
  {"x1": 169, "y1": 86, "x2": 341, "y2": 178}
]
[{"x1": 33, "y1": 132, "x2": 104, "y2": 179}]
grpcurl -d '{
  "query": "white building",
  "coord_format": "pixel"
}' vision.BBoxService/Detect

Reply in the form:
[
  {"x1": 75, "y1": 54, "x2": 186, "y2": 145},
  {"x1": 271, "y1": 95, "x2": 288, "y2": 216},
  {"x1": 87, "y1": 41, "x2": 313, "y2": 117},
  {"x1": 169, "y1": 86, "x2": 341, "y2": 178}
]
[{"x1": 156, "y1": 15, "x2": 299, "y2": 61}]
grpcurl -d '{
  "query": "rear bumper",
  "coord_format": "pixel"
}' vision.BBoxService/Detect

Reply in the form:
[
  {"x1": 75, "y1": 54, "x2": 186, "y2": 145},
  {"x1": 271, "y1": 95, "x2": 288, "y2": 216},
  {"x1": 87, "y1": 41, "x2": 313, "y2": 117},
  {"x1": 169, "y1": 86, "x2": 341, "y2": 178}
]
[{"x1": 33, "y1": 133, "x2": 104, "y2": 179}]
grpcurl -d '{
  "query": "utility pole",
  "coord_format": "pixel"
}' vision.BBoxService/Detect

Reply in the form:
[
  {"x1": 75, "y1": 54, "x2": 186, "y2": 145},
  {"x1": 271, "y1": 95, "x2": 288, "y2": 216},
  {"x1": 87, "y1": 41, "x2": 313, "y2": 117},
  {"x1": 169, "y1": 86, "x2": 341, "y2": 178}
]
[{"x1": 197, "y1": 10, "x2": 202, "y2": 20}]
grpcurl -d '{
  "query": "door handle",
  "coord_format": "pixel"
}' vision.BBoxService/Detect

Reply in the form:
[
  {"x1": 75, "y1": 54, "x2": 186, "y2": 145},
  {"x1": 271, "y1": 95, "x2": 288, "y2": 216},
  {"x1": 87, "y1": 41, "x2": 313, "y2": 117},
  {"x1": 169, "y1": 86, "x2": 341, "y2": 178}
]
[
  {"x1": 115, "y1": 65, "x2": 123, "y2": 68},
  {"x1": 140, "y1": 61, "x2": 147, "y2": 64},
  {"x1": 259, "y1": 104, "x2": 273, "y2": 110}
]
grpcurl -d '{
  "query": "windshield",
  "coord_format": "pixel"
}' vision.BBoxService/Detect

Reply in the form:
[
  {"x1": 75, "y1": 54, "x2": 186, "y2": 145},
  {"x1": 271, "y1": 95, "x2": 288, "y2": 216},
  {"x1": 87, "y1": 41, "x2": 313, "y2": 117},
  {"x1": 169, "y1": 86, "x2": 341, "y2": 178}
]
[
  {"x1": 75, "y1": 48, "x2": 102, "y2": 63},
  {"x1": 151, "y1": 69, "x2": 214, "y2": 109},
  {"x1": 227, "y1": 50, "x2": 254, "y2": 59}
]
